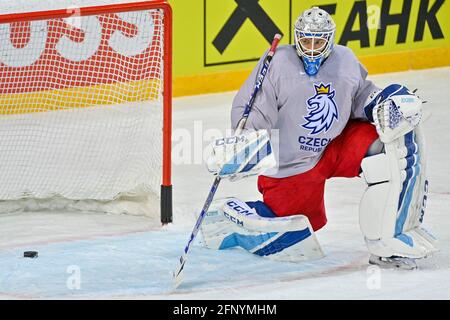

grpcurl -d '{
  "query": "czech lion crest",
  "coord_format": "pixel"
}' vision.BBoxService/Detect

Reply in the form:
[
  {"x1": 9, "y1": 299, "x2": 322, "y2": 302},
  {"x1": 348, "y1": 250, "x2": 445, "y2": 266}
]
[{"x1": 302, "y1": 83, "x2": 339, "y2": 135}]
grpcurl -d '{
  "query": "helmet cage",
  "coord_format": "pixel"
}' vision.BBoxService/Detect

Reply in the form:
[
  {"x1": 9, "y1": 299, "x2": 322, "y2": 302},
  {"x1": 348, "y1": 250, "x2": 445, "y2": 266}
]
[{"x1": 294, "y1": 30, "x2": 334, "y2": 62}]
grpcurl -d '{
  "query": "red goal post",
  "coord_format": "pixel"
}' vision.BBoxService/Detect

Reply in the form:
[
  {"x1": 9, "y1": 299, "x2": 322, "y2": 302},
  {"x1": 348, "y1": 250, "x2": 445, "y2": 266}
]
[{"x1": 0, "y1": 1, "x2": 173, "y2": 224}]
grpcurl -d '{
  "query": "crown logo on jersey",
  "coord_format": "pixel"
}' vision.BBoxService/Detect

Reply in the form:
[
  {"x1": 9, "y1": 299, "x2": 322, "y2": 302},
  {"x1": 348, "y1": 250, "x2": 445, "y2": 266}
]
[
  {"x1": 302, "y1": 83, "x2": 339, "y2": 135},
  {"x1": 314, "y1": 84, "x2": 330, "y2": 94}
]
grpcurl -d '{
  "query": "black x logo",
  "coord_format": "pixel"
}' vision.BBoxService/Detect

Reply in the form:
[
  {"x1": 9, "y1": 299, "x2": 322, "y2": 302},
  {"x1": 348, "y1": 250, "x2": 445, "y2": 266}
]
[{"x1": 213, "y1": 0, "x2": 283, "y2": 54}]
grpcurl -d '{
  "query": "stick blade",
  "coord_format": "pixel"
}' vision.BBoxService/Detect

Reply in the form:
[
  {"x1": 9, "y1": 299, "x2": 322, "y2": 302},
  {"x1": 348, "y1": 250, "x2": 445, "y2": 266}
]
[{"x1": 173, "y1": 268, "x2": 184, "y2": 289}]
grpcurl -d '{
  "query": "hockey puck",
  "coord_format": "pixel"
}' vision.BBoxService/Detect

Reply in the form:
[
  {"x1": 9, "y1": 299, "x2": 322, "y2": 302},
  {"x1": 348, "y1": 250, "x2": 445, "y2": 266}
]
[{"x1": 24, "y1": 251, "x2": 38, "y2": 258}]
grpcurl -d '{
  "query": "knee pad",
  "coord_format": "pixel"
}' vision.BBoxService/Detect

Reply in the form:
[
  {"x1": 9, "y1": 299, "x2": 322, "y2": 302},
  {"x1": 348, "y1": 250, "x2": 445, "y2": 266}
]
[{"x1": 359, "y1": 126, "x2": 437, "y2": 258}]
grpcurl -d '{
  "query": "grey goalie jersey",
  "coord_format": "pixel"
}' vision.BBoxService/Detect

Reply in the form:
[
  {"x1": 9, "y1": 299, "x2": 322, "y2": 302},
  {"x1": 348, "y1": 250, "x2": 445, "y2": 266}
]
[{"x1": 231, "y1": 44, "x2": 380, "y2": 178}]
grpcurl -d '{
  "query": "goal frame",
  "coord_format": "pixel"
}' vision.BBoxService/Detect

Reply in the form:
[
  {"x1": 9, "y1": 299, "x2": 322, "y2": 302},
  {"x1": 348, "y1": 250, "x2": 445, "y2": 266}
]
[{"x1": 0, "y1": 0, "x2": 173, "y2": 224}]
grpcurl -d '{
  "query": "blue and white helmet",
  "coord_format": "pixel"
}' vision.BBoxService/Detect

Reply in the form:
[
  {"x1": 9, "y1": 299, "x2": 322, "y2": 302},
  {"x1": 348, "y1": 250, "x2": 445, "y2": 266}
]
[{"x1": 294, "y1": 7, "x2": 336, "y2": 76}]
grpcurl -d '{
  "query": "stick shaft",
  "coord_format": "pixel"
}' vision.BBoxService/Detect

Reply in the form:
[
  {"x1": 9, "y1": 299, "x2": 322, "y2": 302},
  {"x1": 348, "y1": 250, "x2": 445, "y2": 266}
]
[
  {"x1": 236, "y1": 34, "x2": 282, "y2": 133},
  {"x1": 173, "y1": 34, "x2": 283, "y2": 287}
]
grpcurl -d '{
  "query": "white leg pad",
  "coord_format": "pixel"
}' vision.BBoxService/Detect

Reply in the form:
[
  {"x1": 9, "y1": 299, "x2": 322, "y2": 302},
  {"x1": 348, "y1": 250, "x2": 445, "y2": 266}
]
[
  {"x1": 359, "y1": 126, "x2": 438, "y2": 258},
  {"x1": 200, "y1": 198, "x2": 324, "y2": 262}
]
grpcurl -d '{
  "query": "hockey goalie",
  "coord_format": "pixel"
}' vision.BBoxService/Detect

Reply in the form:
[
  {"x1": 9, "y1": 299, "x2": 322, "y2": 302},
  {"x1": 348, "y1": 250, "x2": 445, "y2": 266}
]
[{"x1": 200, "y1": 7, "x2": 437, "y2": 269}]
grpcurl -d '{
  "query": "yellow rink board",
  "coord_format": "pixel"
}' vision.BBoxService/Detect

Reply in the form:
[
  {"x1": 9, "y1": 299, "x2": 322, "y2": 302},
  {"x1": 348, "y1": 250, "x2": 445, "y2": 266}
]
[
  {"x1": 171, "y1": 0, "x2": 450, "y2": 97},
  {"x1": 173, "y1": 46, "x2": 450, "y2": 97}
]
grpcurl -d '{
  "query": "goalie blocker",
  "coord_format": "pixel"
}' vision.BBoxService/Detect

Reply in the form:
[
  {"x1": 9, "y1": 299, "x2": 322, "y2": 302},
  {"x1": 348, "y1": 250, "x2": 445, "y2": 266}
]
[{"x1": 206, "y1": 129, "x2": 277, "y2": 181}]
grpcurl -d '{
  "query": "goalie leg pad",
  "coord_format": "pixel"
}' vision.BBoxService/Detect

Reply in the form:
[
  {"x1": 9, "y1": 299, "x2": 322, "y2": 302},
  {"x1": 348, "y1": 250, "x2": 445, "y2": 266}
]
[
  {"x1": 359, "y1": 126, "x2": 437, "y2": 258},
  {"x1": 201, "y1": 198, "x2": 324, "y2": 262}
]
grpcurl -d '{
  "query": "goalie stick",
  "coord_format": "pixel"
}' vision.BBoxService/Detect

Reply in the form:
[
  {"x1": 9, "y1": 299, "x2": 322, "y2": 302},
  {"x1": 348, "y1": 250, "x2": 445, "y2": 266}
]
[{"x1": 173, "y1": 34, "x2": 282, "y2": 288}]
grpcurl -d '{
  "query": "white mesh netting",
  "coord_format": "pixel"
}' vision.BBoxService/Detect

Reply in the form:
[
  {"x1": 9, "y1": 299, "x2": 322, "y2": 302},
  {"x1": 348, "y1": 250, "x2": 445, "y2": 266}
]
[{"x1": 0, "y1": 8, "x2": 165, "y2": 216}]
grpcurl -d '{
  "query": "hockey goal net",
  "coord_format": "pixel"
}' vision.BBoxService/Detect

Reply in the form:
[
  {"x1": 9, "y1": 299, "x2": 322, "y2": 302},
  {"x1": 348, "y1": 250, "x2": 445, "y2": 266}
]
[{"x1": 0, "y1": 1, "x2": 172, "y2": 223}]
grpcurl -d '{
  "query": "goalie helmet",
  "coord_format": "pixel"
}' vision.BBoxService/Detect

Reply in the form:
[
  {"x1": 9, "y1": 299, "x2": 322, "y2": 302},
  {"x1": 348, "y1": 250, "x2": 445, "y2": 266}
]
[{"x1": 294, "y1": 7, "x2": 336, "y2": 76}]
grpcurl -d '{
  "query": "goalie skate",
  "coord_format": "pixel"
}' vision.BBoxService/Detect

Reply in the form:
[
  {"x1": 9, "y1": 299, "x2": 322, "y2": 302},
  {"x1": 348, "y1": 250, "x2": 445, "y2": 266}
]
[{"x1": 369, "y1": 254, "x2": 418, "y2": 270}]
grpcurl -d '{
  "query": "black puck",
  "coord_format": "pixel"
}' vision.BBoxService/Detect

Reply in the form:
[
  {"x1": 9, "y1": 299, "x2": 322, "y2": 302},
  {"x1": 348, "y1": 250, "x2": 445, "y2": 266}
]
[{"x1": 24, "y1": 251, "x2": 38, "y2": 258}]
